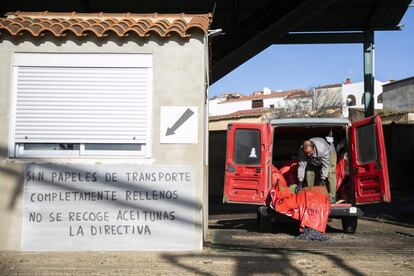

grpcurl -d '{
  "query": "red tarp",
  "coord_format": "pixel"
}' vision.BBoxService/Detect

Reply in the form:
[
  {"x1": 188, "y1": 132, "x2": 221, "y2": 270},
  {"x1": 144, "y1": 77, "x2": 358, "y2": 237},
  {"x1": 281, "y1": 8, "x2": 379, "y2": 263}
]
[
  {"x1": 278, "y1": 156, "x2": 346, "y2": 193},
  {"x1": 270, "y1": 166, "x2": 331, "y2": 233}
]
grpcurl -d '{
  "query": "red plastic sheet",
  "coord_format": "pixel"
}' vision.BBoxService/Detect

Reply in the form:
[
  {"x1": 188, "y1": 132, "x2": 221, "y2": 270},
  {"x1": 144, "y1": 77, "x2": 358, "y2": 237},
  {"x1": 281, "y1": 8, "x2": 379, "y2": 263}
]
[
  {"x1": 279, "y1": 160, "x2": 299, "y2": 186},
  {"x1": 270, "y1": 167, "x2": 298, "y2": 219},
  {"x1": 279, "y1": 156, "x2": 346, "y2": 192},
  {"x1": 270, "y1": 166, "x2": 331, "y2": 233},
  {"x1": 296, "y1": 186, "x2": 330, "y2": 233},
  {"x1": 336, "y1": 152, "x2": 346, "y2": 191}
]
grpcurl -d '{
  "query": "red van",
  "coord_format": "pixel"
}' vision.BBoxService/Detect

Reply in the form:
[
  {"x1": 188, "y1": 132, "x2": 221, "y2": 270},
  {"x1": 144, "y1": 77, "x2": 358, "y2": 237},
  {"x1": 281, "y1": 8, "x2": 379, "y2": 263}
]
[{"x1": 223, "y1": 115, "x2": 391, "y2": 233}]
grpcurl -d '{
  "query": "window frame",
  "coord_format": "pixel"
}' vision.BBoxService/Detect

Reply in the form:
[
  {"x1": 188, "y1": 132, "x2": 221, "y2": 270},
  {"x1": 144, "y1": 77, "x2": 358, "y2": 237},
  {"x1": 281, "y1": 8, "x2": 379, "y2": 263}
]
[
  {"x1": 377, "y1": 93, "x2": 383, "y2": 104},
  {"x1": 14, "y1": 143, "x2": 147, "y2": 158},
  {"x1": 233, "y1": 128, "x2": 261, "y2": 165},
  {"x1": 355, "y1": 123, "x2": 378, "y2": 165},
  {"x1": 346, "y1": 95, "x2": 356, "y2": 106},
  {"x1": 9, "y1": 53, "x2": 153, "y2": 159},
  {"x1": 252, "y1": 99, "x2": 264, "y2": 109}
]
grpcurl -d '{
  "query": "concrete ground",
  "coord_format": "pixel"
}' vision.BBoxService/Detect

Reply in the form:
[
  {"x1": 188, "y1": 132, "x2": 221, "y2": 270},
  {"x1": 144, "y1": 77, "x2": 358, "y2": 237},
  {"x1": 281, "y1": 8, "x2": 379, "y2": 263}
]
[{"x1": 1, "y1": 214, "x2": 414, "y2": 276}]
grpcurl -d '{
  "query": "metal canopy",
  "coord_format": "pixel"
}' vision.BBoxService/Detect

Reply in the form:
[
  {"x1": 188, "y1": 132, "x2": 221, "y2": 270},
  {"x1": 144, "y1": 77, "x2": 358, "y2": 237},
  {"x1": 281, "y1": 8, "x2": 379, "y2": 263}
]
[{"x1": 0, "y1": 0, "x2": 410, "y2": 83}]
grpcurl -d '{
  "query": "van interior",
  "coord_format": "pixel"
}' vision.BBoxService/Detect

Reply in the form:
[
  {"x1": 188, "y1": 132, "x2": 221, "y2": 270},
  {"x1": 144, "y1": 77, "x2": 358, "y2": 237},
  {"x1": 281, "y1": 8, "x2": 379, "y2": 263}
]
[{"x1": 271, "y1": 125, "x2": 351, "y2": 202}]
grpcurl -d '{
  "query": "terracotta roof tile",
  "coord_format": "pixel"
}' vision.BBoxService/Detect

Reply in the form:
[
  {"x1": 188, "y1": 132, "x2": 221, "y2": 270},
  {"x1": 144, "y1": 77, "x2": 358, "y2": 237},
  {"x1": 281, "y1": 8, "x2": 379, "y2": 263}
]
[
  {"x1": 209, "y1": 108, "x2": 274, "y2": 121},
  {"x1": 315, "y1": 83, "x2": 342, "y2": 89},
  {"x1": 0, "y1": 12, "x2": 211, "y2": 38}
]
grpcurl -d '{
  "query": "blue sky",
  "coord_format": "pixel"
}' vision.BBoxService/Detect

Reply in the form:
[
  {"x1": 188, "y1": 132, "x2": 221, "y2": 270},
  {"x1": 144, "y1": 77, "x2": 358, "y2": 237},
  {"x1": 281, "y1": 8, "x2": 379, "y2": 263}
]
[{"x1": 209, "y1": 8, "x2": 414, "y2": 98}]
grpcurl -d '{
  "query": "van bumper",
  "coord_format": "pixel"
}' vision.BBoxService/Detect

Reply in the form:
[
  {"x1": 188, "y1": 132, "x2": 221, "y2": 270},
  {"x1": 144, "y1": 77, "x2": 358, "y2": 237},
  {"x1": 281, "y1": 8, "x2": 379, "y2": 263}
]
[{"x1": 330, "y1": 204, "x2": 363, "y2": 218}]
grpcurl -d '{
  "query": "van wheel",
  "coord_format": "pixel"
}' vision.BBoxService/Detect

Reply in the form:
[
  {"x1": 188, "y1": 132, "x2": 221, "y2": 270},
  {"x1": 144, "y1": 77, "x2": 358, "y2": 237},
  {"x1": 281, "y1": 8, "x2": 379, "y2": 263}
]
[
  {"x1": 257, "y1": 208, "x2": 272, "y2": 233},
  {"x1": 342, "y1": 217, "x2": 358, "y2": 234}
]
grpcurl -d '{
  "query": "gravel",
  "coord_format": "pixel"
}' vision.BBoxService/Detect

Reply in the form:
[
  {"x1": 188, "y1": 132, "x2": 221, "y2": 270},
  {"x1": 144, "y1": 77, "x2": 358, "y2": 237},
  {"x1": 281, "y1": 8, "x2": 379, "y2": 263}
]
[{"x1": 296, "y1": 227, "x2": 332, "y2": 242}]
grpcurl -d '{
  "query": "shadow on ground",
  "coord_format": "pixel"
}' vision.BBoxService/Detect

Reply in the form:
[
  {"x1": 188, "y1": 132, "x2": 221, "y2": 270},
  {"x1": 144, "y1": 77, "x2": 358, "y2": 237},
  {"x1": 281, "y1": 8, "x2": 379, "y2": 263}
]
[{"x1": 160, "y1": 244, "x2": 367, "y2": 276}]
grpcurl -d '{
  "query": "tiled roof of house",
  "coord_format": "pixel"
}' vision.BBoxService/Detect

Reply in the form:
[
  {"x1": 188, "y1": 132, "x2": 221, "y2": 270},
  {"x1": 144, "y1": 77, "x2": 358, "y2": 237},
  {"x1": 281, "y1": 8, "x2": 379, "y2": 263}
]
[
  {"x1": 0, "y1": 12, "x2": 211, "y2": 38},
  {"x1": 315, "y1": 83, "x2": 343, "y2": 89},
  {"x1": 284, "y1": 90, "x2": 310, "y2": 99},
  {"x1": 209, "y1": 108, "x2": 274, "y2": 121},
  {"x1": 220, "y1": 89, "x2": 307, "y2": 103}
]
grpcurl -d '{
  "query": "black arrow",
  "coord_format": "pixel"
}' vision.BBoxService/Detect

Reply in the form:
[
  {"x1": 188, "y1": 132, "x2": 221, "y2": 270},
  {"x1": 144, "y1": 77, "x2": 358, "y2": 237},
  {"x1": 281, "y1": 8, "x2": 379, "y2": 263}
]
[{"x1": 166, "y1": 108, "x2": 195, "y2": 136}]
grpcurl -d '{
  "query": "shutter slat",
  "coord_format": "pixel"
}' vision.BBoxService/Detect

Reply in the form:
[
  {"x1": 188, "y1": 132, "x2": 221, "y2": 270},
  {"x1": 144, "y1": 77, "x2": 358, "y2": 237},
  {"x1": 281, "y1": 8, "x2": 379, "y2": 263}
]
[{"x1": 15, "y1": 65, "x2": 150, "y2": 144}]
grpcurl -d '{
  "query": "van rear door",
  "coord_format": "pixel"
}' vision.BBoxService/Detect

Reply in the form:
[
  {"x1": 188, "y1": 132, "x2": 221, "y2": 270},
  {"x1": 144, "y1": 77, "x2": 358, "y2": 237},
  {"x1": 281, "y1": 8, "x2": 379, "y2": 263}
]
[
  {"x1": 350, "y1": 115, "x2": 391, "y2": 204},
  {"x1": 223, "y1": 123, "x2": 272, "y2": 205}
]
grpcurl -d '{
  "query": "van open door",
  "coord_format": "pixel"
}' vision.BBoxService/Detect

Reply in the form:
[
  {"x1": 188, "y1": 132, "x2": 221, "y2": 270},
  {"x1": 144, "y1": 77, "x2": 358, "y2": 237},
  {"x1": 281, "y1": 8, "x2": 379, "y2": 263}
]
[
  {"x1": 350, "y1": 115, "x2": 391, "y2": 204},
  {"x1": 223, "y1": 123, "x2": 272, "y2": 205}
]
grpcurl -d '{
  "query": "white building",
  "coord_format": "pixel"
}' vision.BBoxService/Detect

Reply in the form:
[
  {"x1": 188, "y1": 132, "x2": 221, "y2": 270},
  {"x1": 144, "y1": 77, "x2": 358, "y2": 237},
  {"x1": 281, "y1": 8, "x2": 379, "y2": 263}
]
[
  {"x1": 312, "y1": 83, "x2": 342, "y2": 110},
  {"x1": 0, "y1": 12, "x2": 211, "y2": 251},
  {"x1": 209, "y1": 87, "x2": 307, "y2": 116},
  {"x1": 341, "y1": 79, "x2": 388, "y2": 117}
]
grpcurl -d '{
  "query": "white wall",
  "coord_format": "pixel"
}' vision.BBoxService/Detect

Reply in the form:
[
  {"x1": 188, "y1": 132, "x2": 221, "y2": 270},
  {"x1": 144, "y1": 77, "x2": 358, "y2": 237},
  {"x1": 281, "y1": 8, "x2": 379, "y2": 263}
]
[
  {"x1": 313, "y1": 86, "x2": 342, "y2": 109},
  {"x1": 341, "y1": 80, "x2": 386, "y2": 117},
  {"x1": 209, "y1": 96, "x2": 289, "y2": 116},
  {"x1": 0, "y1": 33, "x2": 207, "y2": 251},
  {"x1": 209, "y1": 100, "x2": 251, "y2": 116},
  {"x1": 263, "y1": 97, "x2": 285, "y2": 109},
  {"x1": 208, "y1": 97, "x2": 225, "y2": 116}
]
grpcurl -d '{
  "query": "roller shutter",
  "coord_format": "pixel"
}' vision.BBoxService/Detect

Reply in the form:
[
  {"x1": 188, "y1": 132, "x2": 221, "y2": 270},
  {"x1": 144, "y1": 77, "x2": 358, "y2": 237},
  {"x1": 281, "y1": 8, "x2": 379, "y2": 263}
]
[{"x1": 13, "y1": 54, "x2": 152, "y2": 145}]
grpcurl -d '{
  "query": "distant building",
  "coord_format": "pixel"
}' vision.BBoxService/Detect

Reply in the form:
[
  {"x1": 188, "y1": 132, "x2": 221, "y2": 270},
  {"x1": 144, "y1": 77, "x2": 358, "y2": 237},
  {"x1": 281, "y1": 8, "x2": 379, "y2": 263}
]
[
  {"x1": 209, "y1": 108, "x2": 275, "y2": 131},
  {"x1": 284, "y1": 90, "x2": 313, "y2": 113},
  {"x1": 312, "y1": 82, "x2": 342, "y2": 110},
  {"x1": 341, "y1": 79, "x2": 388, "y2": 118},
  {"x1": 209, "y1": 87, "x2": 307, "y2": 116},
  {"x1": 208, "y1": 93, "x2": 242, "y2": 116},
  {"x1": 383, "y1": 76, "x2": 414, "y2": 114}
]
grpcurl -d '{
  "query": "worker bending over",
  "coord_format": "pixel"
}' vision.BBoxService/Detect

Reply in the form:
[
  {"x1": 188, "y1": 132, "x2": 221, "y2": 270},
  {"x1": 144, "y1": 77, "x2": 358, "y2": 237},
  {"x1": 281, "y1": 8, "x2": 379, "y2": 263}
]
[{"x1": 296, "y1": 138, "x2": 337, "y2": 203}]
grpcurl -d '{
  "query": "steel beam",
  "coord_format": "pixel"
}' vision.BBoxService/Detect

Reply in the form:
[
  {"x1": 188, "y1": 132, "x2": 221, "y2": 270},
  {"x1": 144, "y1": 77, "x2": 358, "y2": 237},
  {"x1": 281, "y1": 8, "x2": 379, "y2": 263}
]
[
  {"x1": 274, "y1": 32, "x2": 365, "y2": 44},
  {"x1": 211, "y1": 0, "x2": 339, "y2": 83},
  {"x1": 363, "y1": 30, "x2": 375, "y2": 117}
]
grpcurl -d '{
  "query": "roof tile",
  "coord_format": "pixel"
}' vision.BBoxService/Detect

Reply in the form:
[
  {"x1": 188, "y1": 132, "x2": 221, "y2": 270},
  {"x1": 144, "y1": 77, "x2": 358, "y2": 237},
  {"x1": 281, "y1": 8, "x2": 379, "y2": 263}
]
[
  {"x1": 220, "y1": 89, "x2": 307, "y2": 103},
  {"x1": 209, "y1": 108, "x2": 274, "y2": 121},
  {"x1": 0, "y1": 12, "x2": 211, "y2": 38}
]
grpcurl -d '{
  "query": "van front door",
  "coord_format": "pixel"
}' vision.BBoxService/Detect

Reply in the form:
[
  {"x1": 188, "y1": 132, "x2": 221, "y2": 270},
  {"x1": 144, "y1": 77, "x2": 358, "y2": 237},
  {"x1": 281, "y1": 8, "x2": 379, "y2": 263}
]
[
  {"x1": 350, "y1": 115, "x2": 391, "y2": 204},
  {"x1": 223, "y1": 123, "x2": 272, "y2": 205}
]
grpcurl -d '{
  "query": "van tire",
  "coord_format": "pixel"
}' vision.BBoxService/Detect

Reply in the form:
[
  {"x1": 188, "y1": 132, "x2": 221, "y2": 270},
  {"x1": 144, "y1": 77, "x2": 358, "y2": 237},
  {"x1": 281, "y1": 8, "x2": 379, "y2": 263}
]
[
  {"x1": 257, "y1": 208, "x2": 272, "y2": 233},
  {"x1": 342, "y1": 217, "x2": 358, "y2": 234}
]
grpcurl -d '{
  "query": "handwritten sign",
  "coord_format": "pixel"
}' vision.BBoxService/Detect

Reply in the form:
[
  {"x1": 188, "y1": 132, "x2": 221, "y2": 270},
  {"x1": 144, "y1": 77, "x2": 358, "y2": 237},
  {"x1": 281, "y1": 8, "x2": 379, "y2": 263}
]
[{"x1": 22, "y1": 164, "x2": 197, "y2": 251}]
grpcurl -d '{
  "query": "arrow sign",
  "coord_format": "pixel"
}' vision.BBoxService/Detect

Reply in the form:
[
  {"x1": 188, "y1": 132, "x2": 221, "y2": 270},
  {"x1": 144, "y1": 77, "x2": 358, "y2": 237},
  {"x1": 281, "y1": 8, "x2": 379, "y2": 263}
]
[{"x1": 166, "y1": 108, "x2": 195, "y2": 136}]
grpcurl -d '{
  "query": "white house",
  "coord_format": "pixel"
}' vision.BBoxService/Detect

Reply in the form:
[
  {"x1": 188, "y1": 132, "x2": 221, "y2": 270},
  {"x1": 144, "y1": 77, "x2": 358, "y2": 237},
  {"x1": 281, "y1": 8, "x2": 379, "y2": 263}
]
[
  {"x1": 341, "y1": 79, "x2": 387, "y2": 117},
  {"x1": 209, "y1": 87, "x2": 306, "y2": 116}
]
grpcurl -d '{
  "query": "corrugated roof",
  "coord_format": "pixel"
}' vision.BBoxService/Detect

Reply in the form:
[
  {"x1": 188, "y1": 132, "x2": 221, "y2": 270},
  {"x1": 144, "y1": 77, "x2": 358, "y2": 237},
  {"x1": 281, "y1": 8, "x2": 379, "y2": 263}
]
[
  {"x1": 220, "y1": 89, "x2": 307, "y2": 103},
  {"x1": 0, "y1": 12, "x2": 211, "y2": 38}
]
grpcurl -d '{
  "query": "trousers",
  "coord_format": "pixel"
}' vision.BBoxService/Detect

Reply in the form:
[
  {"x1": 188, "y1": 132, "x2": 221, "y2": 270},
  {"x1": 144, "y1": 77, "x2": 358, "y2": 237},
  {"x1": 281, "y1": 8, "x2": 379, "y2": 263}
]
[{"x1": 305, "y1": 149, "x2": 337, "y2": 202}]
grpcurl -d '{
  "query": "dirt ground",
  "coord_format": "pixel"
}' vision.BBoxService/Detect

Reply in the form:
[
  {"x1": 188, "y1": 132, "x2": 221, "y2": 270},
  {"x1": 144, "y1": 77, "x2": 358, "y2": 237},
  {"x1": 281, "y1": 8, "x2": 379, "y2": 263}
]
[{"x1": 1, "y1": 216, "x2": 413, "y2": 276}]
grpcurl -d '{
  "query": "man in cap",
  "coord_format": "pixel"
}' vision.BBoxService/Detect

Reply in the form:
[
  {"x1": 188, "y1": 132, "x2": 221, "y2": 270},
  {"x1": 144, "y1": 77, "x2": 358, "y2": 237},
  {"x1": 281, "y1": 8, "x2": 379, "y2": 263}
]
[{"x1": 295, "y1": 137, "x2": 337, "y2": 203}]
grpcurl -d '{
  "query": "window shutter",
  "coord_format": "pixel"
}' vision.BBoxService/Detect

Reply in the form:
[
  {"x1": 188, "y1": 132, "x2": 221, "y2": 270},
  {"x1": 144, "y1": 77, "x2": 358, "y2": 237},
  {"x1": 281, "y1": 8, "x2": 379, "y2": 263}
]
[{"x1": 14, "y1": 66, "x2": 151, "y2": 144}]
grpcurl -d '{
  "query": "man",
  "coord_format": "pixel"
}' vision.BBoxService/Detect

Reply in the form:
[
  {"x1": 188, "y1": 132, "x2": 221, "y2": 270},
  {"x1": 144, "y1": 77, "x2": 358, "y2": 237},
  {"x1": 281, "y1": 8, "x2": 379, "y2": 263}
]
[{"x1": 295, "y1": 137, "x2": 337, "y2": 203}]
